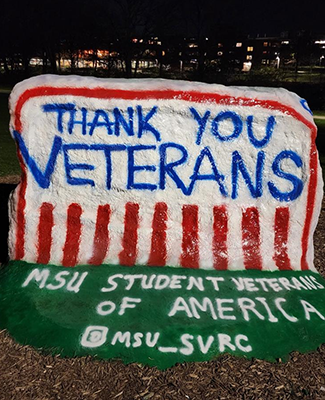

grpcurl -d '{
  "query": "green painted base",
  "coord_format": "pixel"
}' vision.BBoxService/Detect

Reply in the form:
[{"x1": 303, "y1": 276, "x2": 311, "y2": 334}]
[{"x1": 1, "y1": 261, "x2": 325, "y2": 369}]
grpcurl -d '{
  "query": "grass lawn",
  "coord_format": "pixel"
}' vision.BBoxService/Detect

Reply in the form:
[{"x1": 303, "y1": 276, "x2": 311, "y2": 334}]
[
  {"x1": 0, "y1": 93, "x2": 19, "y2": 177},
  {"x1": 314, "y1": 111, "x2": 325, "y2": 117},
  {"x1": 315, "y1": 118, "x2": 325, "y2": 183},
  {"x1": 1, "y1": 91, "x2": 325, "y2": 180}
]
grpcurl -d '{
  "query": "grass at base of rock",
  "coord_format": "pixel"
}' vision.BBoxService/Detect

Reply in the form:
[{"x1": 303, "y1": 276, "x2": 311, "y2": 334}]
[{"x1": 0, "y1": 93, "x2": 19, "y2": 177}]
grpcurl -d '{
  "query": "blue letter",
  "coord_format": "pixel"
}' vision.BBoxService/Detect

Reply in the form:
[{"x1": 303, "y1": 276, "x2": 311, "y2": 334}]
[
  {"x1": 189, "y1": 107, "x2": 211, "y2": 145},
  {"x1": 159, "y1": 142, "x2": 188, "y2": 194},
  {"x1": 63, "y1": 144, "x2": 95, "y2": 186},
  {"x1": 211, "y1": 111, "x2": 243, "y2": 141},
  {"x1": 14, "y1": 130, "x2": 62, "y2": 189},
  {"x1": 300, "y1": 99, "x2": 313, "y2": 115},
  {"x1": 114, "y1": 107, "x2": 134, "y2": 136},
  {"x1": 187, "y1": 147, "x2": 227, "y2": 196},
  {"x1": 67, "y1": 107, "x2": 88, "y2": 135},
  {"x1": 88, "y1": 109, "x2": 114, "y2": 136},
  {"x1": 246, "y1": 115, "x2": 275, "y2": 148},
  {"x1": 127, "y1": 145, "x2": 157, "y2": 190},
  {"x1": 42, "y1": 103, "x2": 75, "y2": 133},
  {"x1": 268, "y1": 150, "x2": 304, "y2": 201},
  {"x1": 232, "y1": 150, "x2": 265, "y2": 199},
  {"x1": 91, "y1": 144, "x2": 126, "y2": 189},
  {"x1": 137, "y1": 106, "x2": 161, "y2": 141}
]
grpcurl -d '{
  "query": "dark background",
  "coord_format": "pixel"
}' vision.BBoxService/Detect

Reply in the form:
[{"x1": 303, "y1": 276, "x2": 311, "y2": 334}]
[{"x1": 1, "y1": 2, "x2": 325, "y2": 398}]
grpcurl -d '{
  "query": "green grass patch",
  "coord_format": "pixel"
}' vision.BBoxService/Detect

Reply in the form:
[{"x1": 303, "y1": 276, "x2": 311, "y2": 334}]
[
  {"x1": 313, "y1": 111, "x2": 325, "y2": 118},
  {"x1": 0, "y1": 93, "x2": 20, "y2": 177},
  {"x1": 315, "y1": 118, "x2": 325, "y2": 131}
]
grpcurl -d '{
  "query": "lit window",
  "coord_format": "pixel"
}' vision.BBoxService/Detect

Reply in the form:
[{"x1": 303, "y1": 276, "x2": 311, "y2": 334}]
[
  {"x1": 263, "y1": 42, "x2": 268, "y2": 47},
  {"x1": 246, "y1": 55, "x2": 253, "y2": 60},
  {"x1": 242, "y1": 62, "x2": 252, "y2": 72},
  {"x1": 236, "y1": 42, "x2": 242, "y2": 47},
  {"x1": 247, "y1": 46, "x2": 254, "y2": 52}
]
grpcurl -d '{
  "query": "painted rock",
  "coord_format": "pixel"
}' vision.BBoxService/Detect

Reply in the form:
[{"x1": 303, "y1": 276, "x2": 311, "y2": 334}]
[
  {"x1": 8, "y1": 75, "x2": 322, "y2": 271},
  {"x1": 2, "y1": 75, "x2": 325, "y2": 369}
]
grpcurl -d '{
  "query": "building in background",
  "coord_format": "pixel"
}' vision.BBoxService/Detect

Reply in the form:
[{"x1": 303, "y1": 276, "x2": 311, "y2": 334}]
[{"x1": 2, "y1": 31, "x2": 325, "y2": 79}]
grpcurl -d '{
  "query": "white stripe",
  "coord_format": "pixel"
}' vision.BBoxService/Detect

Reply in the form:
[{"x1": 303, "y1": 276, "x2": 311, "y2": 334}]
[
  {"x1": 199, "y1": 204, "x2": 214, "y2": 270},
  {"x1": 165, "y1": 203, "x2": 183, "y2": 268}
]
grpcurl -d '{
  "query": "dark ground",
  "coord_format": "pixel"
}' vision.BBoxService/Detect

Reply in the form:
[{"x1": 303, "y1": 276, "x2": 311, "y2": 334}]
[{"x1": 1, "y1": 178, "x2": 325, "y2": 399}]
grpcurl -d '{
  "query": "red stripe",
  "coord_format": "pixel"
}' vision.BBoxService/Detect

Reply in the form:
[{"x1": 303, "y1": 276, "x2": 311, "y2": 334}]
[
  {"x1": 62, "y1": 203, "x2": 82, "y2": 267},
  {"x1": 14, "y1": 149, "x2": 27, "y2": 260},
  {"x1": 242, "y1": 207, "x2": 262, "y2": 270},
  {"x1": 119, "y1": 202, "x2": 139, "y2": 266},
  {"x1": 148, "y1": 202, "x2": 168, "y2": 266},
  {"x1": 273, "y1": 207, "x2": 292, "y2": 270},
  {"x1": 301, "y1": 135, "x2": 318, "y2": 270},
  {"x1": 213, "y1": 205, "x2": 228, "y2": 270},
  {"x1": 14, "y1": 86, "x2": 316, "y2": 135},
  {"x1": 37, "y1": 202, "x2": 54, "y2": 264},
  {"x1": 181, "y1": 205, "x2": 199, "y2": 268},
  {"x1": 88, "y1": 205, "x2": 111, "y2": 266}
]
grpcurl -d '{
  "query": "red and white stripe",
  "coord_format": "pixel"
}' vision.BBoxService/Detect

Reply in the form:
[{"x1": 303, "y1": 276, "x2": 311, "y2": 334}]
[
  {"x1": 9, "y1": 81, "x2": 320, "y2": 272},
  {"x1": 13, "y1": 201, "x2": 310, "y2": 271}
]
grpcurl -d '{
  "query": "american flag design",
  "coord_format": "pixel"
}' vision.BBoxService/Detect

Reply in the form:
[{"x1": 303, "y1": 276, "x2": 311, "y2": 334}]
[{"x1": 8, "y1": 76, "x2": 323, "y2": 271}]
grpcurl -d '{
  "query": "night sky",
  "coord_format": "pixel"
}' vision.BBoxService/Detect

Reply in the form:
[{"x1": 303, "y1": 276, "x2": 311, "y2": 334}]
[
  {"x1": 178, "y1": 0, "x2": 325, "y2": 36},
  {"x1": 221, "y1": 0, "x2": 325, "y2": 35},
  {"x1": 1, "y1": 0, "x2": 325, "y2": 49}
]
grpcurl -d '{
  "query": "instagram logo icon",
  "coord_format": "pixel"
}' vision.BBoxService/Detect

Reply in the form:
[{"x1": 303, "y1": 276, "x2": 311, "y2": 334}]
[{"x1": 81, "y1": 326, "x2": 108, "y2": 348}]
